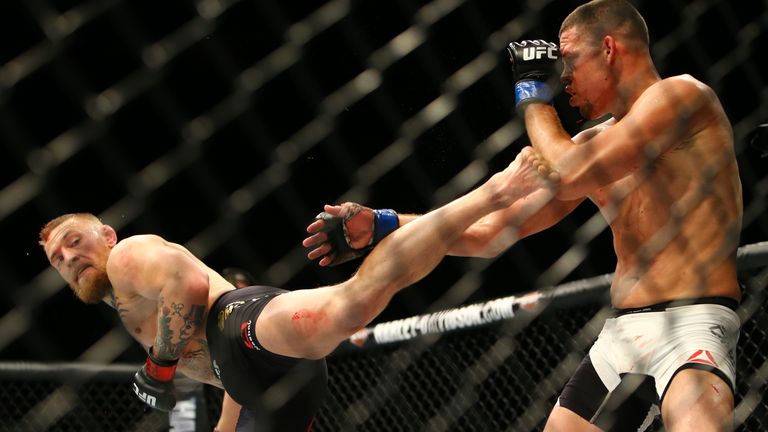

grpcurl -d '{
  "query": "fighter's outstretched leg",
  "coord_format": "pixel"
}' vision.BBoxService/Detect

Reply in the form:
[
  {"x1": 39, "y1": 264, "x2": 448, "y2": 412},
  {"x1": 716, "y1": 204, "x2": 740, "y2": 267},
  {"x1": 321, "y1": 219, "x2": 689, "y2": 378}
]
[{"x1": 258, "y1": 147, "x2": 557, "y2": 358}]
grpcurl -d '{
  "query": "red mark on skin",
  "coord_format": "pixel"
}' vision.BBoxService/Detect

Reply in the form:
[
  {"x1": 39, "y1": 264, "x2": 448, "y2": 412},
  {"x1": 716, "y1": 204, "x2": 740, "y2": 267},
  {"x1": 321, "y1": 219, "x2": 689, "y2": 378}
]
[
  {"x1": 291, "y1": 309, "x2": 327, "y2": 338},
  {"x1": 711, "y1": 384, "x2": 720, "y2": 395},
  {"x1": 135, "y1": 328, "x2": 142, "y2": 334}
]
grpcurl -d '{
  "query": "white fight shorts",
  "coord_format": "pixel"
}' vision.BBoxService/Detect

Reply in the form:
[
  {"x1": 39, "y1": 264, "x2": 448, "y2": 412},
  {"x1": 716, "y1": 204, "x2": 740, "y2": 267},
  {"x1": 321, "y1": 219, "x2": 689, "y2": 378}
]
[{"x1": 557, "y1": 297, "x2": 740, "y2": 431}]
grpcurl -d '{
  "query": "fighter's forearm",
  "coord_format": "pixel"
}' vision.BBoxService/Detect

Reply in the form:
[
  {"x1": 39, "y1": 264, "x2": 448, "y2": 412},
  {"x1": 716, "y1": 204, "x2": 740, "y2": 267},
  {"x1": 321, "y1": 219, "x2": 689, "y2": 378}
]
[
  {"x1": 524, "y1": 105, "x2": 598, "y2": 199},
  {"x1": 215, "y1": 392, "x2": 242, "y2": 432},
  {"x1": 524, "y1": 105, "x2": 576, "y2": 170}
]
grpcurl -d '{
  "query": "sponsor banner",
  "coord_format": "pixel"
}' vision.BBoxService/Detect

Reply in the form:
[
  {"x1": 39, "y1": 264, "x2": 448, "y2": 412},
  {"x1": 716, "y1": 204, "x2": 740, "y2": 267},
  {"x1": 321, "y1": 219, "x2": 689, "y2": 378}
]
[{"x1": 371, "y1": 296, "x2": 519, "y2": 344}]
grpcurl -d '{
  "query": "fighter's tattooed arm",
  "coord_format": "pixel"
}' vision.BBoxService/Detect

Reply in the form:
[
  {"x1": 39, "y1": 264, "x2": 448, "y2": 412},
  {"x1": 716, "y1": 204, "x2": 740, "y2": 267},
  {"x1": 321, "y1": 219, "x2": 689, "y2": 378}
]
[
  {"x1": 105, "y1": 235, "x2": 210, "y2": 361},
  {"x1": 154, "y1": 294, "x2": 206, "y2": 359}
]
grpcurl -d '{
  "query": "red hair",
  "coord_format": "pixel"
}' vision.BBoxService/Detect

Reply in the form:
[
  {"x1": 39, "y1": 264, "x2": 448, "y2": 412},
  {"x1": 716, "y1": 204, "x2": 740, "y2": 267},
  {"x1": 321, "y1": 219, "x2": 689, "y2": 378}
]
[{"x1": 39, "y1": 213, "x2": 101, "y2": 245}]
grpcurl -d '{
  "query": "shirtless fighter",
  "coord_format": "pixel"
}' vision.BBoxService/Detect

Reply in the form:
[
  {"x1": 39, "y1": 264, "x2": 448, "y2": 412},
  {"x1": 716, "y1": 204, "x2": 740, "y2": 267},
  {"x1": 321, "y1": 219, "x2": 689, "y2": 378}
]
[
  {"x1": 305, "y1": 1, "x2": 743, "y2": 430},
  {"x1": 39, "y1": 147, "x2": 556, "y2": 431}
]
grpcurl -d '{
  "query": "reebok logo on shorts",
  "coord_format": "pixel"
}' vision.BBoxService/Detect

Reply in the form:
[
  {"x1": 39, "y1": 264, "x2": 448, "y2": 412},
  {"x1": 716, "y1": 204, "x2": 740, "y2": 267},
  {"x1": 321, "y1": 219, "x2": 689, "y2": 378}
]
[
  {"x1": 240, "y1": 320, "x2": 260, "y2": 350},
  {"x1": 687, "y1": 349, "x2": 718, "y2": 367}
]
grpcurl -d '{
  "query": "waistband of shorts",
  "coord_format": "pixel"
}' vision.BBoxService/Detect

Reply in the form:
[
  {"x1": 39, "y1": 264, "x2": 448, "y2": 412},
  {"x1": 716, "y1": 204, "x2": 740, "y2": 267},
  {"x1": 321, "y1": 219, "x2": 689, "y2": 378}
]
[{"x1": 612, "y1": 296, "x2": 739, "y2": 317}]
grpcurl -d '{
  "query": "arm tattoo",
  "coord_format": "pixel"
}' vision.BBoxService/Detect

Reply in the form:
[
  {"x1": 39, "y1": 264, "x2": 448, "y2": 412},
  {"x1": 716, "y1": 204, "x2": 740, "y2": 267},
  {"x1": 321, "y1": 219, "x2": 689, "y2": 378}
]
[
  {"x1": 155, "y1": 294, "x2": 206, "y2": 359},
  {"x1": 179, "y1": 305, "x2": 206, "y2": 342},
  {"x1": 179, "y1": 339, "x2": 219, "y2": 383},
  {"x1": 182, "y1": 339, "x2": 209, "y2": 359}
]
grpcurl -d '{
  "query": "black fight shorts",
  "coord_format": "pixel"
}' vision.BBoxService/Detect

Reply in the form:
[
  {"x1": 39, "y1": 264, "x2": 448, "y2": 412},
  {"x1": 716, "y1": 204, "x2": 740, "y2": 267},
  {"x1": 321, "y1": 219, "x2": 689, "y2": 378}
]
[
  {"x1": 558, "y1": 355, "x2": 660, "y2": 431},
  {"x1": 206, "y1": 286, "x2": 328, "y2": 431}
]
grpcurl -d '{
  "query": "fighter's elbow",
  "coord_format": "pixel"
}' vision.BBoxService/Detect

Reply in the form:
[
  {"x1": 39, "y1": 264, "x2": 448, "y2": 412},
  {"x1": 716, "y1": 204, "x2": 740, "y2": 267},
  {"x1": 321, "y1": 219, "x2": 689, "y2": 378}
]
[
  {"x1": 550, "y1": 166, "x2": 596, "y2": 200},
  {"x1": 554, "y1": 183, "x2": 587, "y2": 201}
]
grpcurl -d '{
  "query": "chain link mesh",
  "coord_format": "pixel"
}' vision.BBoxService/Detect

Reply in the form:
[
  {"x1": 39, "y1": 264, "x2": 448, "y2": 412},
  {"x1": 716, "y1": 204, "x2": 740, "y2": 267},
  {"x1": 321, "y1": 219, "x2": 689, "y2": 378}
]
[
  {"x1": 1, "y1": 280, "x2": 766, "y2": 431},
  {"x1": 1, "y1": 0, "x2": 767, "y2": 430}
]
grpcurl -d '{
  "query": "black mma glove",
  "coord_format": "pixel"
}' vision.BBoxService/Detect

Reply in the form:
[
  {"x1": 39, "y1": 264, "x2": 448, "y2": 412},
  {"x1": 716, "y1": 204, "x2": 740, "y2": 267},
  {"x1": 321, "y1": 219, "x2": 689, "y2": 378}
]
[
  {"x1": 316, "y1": 206, "x2": 399, "y2": 266},
  {"x1": 132, "y1": 348, "x2": 178, "y2": 412},
  {"x1": 506, "y1": 40, "x2": 561, "y2": 109}
]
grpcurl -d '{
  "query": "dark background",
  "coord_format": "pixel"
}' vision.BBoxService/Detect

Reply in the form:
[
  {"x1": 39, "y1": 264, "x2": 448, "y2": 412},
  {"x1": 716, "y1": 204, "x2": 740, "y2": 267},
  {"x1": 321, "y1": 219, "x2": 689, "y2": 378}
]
[{"x1": 0, "y1": 0, "x2": 766, "y2": 365}]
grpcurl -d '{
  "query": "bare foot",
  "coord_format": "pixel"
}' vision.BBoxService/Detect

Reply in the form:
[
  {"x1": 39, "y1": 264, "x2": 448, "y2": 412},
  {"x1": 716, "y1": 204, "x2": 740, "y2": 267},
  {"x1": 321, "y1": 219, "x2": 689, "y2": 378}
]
[{"x1": 487, "y1": 146, "x2": 559, "y2": 208}]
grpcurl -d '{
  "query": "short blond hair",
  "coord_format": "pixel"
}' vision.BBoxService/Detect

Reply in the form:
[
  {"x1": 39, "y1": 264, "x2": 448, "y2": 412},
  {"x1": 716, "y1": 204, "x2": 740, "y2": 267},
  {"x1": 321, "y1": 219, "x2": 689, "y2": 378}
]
[{"x1": 39, "y1": 213, "x2": 101, "y2": 245}]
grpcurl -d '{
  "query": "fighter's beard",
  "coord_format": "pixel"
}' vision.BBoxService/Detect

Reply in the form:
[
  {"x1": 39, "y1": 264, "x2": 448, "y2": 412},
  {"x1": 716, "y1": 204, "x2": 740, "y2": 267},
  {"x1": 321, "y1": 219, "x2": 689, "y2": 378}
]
[{"x1": 70, "y1": 265, "x2": 112, "y2": 304}]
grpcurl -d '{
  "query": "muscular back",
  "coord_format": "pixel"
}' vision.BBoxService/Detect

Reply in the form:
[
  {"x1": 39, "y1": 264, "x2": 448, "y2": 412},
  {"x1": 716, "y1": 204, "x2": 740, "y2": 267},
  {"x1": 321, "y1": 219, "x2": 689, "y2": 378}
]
[{"x1": 587, "y1": 77, "x2": 742, "y2": 307}]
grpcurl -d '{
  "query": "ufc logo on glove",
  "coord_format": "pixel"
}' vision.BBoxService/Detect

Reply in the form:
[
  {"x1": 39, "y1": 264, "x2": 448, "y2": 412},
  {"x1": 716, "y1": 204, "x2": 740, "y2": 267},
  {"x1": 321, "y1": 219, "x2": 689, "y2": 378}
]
[
  {"x1": 514, "y1": 40, "x2": 559, "y2": 60},
  {"x1": 507, "y1": 39, "x2": 561, "y2": 108},
  {"x1": 133, "y1": 383, "x2": 158, "y2": 407}
]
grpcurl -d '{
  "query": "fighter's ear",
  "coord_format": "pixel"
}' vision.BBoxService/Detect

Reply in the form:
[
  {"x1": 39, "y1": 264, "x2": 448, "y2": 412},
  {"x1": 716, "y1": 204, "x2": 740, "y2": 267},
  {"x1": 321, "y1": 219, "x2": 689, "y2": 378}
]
[
  {"x1": 602, "y1": 35, "x2": 618, "y2": 63},
  {"x1": 102, "y1": 224, "x2": 118, "y2": 248}
]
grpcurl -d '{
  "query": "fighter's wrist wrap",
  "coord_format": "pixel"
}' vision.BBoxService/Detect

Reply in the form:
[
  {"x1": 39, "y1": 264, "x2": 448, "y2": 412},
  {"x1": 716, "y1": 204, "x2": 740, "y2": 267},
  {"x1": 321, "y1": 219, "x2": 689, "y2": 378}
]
[
  {"x1": 133, "y1": 347, "x2": 178, "y2": 411},
  {"x1": 144, "y1": 349, "x2": 178, "y2": 382},
  {"x1": 372, "y1": 209, "x2": 399, "y2": 244},
  {"x1": 514, "y1": 80, "x2": 554, "y2": 107}
]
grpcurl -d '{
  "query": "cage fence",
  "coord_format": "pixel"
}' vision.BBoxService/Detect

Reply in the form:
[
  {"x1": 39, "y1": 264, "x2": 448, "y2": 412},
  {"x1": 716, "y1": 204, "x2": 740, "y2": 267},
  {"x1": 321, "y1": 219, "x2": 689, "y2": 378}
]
[
  {"x1": 1, "y1": 246, "x2": 767, "y2": 431},
  {"x1": 0, "y1": 0, "x2": 767, "y2": 431}
]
